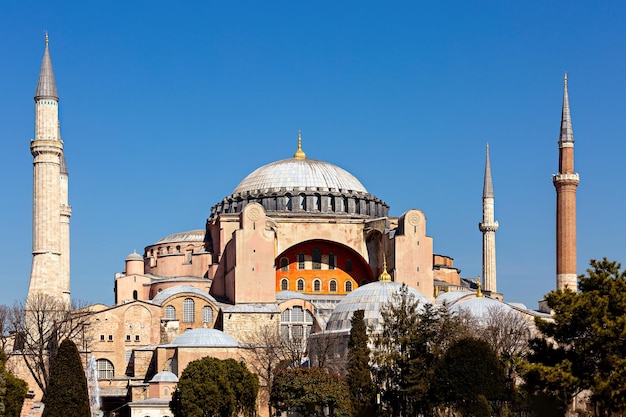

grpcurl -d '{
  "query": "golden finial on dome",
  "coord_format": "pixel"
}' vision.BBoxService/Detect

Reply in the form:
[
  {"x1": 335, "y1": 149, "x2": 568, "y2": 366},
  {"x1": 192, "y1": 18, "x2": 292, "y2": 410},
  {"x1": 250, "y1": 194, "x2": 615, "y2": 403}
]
[
  {"x1": 293, "y1": 129, "x2": 306, "y2": 159},
  {"x1": 379, "y1": 254, "x2": 392, "y2": 282},
  {"x1": 476, "y1": 275, "x2": 483, "y2": 297}
]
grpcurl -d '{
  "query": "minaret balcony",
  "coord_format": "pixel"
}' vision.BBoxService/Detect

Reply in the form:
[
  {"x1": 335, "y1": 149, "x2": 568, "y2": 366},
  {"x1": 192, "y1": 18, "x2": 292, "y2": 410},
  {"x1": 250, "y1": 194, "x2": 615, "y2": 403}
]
[
  {"x1": 479, "y1": 221, "x2": 499, "y2": 232},
  {"x1": 552, "y1": 173, "x2": 580, "y2": 184}
]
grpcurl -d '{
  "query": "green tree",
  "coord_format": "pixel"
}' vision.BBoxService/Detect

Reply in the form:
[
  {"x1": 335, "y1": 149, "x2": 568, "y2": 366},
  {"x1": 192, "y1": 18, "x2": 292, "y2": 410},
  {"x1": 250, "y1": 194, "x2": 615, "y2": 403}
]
[
  {"x1": 0, "y1": 351, "x2": 28, "y2": 417},
  {"x1": 346, "y1": 310, "x2": 375, "y2": 417},
  {"x1": 523, "y1": 258, "x2": 626, "y2": 417},
  {"x1": 42, "y1": 339, "x2": 90, "y2": 417},
  {"x1": 270, "y1": 367, "x2": 352, "y2": 417},
  {"x1": 172, "y1": 356, "x2": 259, "y2": 417},
  {"x1": 431, "y1": 337, "x2": 509, "y2": 416},
  {"x1": 222, "y1": 359, "x2": 259, "y2": 417}
]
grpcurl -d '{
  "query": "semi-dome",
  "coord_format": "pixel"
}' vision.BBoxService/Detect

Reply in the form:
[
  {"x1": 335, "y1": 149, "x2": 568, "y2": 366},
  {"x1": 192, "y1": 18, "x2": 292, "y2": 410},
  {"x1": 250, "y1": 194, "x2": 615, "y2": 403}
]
[
  {"x1": 325, "y1": 280, "x2": 430, "y2": 332},
  {"x1": 170, "y1": 328, "x2": 238, "y2": 348},
  {"x1": 151, "y1": 285, "x2": 217, "y2": 306},
  {"x1": 234, "y1": 157, "x2": 367, "y2": 195}
]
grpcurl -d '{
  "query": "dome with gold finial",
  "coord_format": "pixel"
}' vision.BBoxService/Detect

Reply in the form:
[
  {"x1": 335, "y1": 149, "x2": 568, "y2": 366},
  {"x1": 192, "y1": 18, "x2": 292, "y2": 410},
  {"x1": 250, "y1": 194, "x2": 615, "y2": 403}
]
[
  {"x1": 324, "y1": 263, "x2": 430, "y2": 332},
  {"x1": 210, "y1": 131, "x2": 389, "y2": 219}
]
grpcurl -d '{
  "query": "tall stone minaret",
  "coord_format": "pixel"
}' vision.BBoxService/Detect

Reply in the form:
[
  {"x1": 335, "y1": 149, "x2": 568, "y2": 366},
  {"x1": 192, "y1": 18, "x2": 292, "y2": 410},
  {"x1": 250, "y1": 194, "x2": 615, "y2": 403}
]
[
  {"x1": 553, "y1": 74, "x2": 579, "y2": 291},
  {"x1": 28, "y1": 34, "x2": 71, "y2": 304},
  {"x1": 479, "y1": 144, "x2": 498, "y2": 293}
]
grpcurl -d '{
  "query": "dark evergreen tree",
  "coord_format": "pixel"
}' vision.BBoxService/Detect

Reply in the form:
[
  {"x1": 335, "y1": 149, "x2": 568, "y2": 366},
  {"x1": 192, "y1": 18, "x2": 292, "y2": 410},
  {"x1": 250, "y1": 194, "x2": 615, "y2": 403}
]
[
  {"x1": 0, "y1": 351, "x2": 28, "y2": 417},
  {"x1": 222, "y1": 359, "x2": 259, "y2": 417},
  {"x1": 42, "y1": 339, "x2": 90, "y2": 417},
  {"x1": 346, "y1": 310, "x2": 375, "y2": 417},
  {"x1": 170, "y1": 356, "x2": 239, "y2": 417},
  {"x1": 522, "y1": 258, "x2": 626, "y2": 417},
  {"x1": 431, "y1": 337, "x2": 509, "y2": 415},
  {"x1": 270, "y1": 367, "x2": 352, "y2": 417}
]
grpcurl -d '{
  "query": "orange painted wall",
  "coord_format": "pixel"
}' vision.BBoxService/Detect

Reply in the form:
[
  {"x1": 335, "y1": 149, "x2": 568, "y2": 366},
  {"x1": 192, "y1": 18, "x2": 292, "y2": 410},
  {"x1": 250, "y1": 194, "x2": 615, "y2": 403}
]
[{"x1": 275, "y1": 240, "x2": 374, "y2": 294}]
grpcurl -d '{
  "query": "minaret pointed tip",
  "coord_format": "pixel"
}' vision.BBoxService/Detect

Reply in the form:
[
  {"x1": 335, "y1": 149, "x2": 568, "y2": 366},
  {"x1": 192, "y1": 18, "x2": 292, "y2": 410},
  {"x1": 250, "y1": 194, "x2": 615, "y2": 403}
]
[
  {"x1": 483, "y1": 143, "x2": 494, "y2": 198},
  {"x1": 35, "y1": 32, "x2": 58, "y2": 100},
  {"x1": 559, "y1": 73, "x2": 574, "y2": 144}
]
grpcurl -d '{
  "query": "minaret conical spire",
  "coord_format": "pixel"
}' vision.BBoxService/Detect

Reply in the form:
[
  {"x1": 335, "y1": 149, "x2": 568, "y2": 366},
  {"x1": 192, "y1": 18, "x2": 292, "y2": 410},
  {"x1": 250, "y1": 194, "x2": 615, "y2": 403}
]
[
  {"x1": 35, "y1": 33, "x2": 58, "y2": 100},
  {"x1": 559, "y1": 73, "x2": 574, "y2": 144},
  {"x1": 483, "y1": 143, "x2": 494, "y2": 198}
]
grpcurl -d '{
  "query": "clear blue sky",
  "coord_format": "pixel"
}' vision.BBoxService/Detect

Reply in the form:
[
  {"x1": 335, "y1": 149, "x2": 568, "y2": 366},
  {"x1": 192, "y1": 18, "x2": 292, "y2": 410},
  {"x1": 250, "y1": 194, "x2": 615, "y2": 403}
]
[{"x1": 1, "y1": 1, "x2": 625, "y2": 309}]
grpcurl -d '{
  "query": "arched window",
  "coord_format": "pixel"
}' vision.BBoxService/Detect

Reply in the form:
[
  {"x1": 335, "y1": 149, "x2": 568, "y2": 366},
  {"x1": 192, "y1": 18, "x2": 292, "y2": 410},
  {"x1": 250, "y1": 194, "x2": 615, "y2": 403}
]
[
  {"x1": 183, "y1": 298, "x2": 195, "y2": 323},
  {"x1": 312, "y1": 247, "x2": 321, "y2": 270},
  {"x1": 299, "y1": 193, "x2": 306, "y2": 210},
  {"x1": 329, "y1": 279, "x2": 337, "y2": 292},
  {"x1": 96, "y1": 359, "x2": 114, "y2": 379},
  {"x1": 297, "y1": 253, "x2": 305, "y2": 269},
  {"x1": 328, "y1": 253, "x2": 336, "y2": 270},
  {"x1": 313, "y1": 279, "x2": 321, "y2": 292},
  {"x1": 280, "y1": 257, "x2": 289, "y2": 271},
  {"x1": 281, "y1": 278, "x2": 289, "y2": 291},
  {"x1": 165, "y1": 305, "x2": 176, "y2": 320},
  {"x1": 346, "y1": 259, "x2": 352, "y2": 272},
  {"x1": 202, "y1": 306, "x2": 213, "y2": 324},
  {"x1": 132, "y1": 290, "x2": 138, "y2": 300},
  {"x1": 296, "y1": 279, "x2": 305, "y2": 292},
  {"x1": 345, "y1": 281, "x2": 353, "y2": 292}
]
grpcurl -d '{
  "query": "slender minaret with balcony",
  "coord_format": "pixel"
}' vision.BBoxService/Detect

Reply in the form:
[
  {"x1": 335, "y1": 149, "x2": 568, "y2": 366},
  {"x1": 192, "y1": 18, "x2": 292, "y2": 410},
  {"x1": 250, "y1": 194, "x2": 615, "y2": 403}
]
[
  {"x1": 553, "y1": 74, "x2": 579, "y2": 291},
  {"x1": 479, "y1": 144, "x2": 498, "y2": 293},
  {"x1": 28, "y1": 34, "x2": 71, "y2": 304}
]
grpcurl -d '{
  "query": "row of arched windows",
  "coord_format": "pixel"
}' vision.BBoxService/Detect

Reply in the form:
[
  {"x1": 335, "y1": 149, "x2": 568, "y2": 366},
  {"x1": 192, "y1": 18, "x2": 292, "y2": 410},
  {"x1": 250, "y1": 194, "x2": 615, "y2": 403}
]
[
  {"x1": 280, "y1": 251, "x2": 345, "y2": 271},
  {"x1": 164, "y1": 299, "x2": 214, "y2": 324},
  {"x1": 281, "y1": 278, "x2": 352, "y2": 292}
]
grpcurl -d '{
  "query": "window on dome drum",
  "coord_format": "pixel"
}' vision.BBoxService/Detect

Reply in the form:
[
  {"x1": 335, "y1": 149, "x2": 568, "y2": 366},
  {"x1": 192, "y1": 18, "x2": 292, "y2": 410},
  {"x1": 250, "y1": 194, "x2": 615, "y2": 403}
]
[
  {"x1": 280, "y1": 257, "x2": 289, "y2": 272},
  {"x1": 165, "y1": 305, "x2": 176, "y2": 320},
  {"x1": 96, "y1": 359, "x2": 114, "y2": 379},
  {"x1": 329, "y1": 279, "x2": 337, "y2": 292},
  {"x1": 297, "y1": 279, "x2": 305, "y2": 292},
  {"x1": 285, "y1": 195, "x2": 292, "y2": 210},
  {"x1": 346, "y1": 259, "x2": 352, "y2": 272},
  {"x1": 281, "y1": 279, "x2": 289, "y2": 291},
  {"x1": 297, "y1": 253, "x2": 305, "y2": 269},
  {"x1": 329, "y1": 196, "x2": 336, "y2": 212},
  {"x1": 312, "y1": 247, "x2": 321, "y2": 270},
  {"x1": 345, "y1": 281, "x2": 353, "y2": 292},
  {"x1": 313, "y1": 279, "x2": 321, "y2": 292},
  {"x1": 314, "y1": 194, "x2": 321, "y2": 211},
  {"x1": 299, "y1": 193, "x2": 306, "y2": 210},
  {"x1": 202, "y1": 306, "x2": 213, "y2": 324},
  {"x1": 183, "y1": 298, "x2": 195, "y2": 322}
]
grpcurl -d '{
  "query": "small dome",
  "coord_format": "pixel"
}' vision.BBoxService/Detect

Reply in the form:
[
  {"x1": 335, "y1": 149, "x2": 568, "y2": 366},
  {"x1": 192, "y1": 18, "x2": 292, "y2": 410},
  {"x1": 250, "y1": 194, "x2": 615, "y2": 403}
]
[
  {"x1": 435, "y1": 290, "x2": 474, "y2": 306},
  {"x1": 156, "y1": 229, "x2": 206, "y2": 244},
  {"x1": 325, "y1": 281, "x2": 430, "y2": 332},
  {"x1": 233, "y1": 157, "x2": 368, "y2": 195},
  {"x1": 125, "y1": 251, "x2": 143, "y2": 262},
  {"x1": 151, "y1": 285, "x2": 217, "y2": 306},
  {"x1": 449, "y1": 296, "x2": 516, "y2": 323},
  {"x1": 149, "y1": 370, "x2": 178, "y2": 383},
  {"x1": 170, "y1": 329, "x2": 238, "y2": 348}
]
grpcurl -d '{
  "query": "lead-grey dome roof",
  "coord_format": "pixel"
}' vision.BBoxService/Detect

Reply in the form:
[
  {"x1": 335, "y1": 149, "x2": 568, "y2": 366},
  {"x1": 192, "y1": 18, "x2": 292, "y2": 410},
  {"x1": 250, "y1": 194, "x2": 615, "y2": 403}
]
[
  {"x1": 325, "y1": 281, "x2": 430, "y2": 332},
  {"x1": 233, "y1": 157, "x2": 368, "y2": 194},
  {"x1": 170, "y1": 328, "x2": 238, "y2": 348},
  {"x1": 149, "y1": 370, "x2": 179, "y2": 383},
  {"x1": 449, "y1": 296, "x2": 516, "y2": 323},
  {"x1": 151, "y1": 285, "x2": 217, "y2": 306},
  {"x1": 156, "y1": 229, "x2": 206, "y2": 244}
]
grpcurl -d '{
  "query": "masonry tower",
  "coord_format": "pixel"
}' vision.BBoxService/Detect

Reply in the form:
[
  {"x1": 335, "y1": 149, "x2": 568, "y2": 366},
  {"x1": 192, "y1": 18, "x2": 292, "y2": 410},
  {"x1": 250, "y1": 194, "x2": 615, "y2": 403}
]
[
  {"x1": 553, "y1": 74, "x2": 579, "y2": 291},
  {"x1": 28, "y1": 34, "x2": 71, "y2": 304},
  {"x1": 479, "y1": 144, "x2": 498, "y2": 292}
]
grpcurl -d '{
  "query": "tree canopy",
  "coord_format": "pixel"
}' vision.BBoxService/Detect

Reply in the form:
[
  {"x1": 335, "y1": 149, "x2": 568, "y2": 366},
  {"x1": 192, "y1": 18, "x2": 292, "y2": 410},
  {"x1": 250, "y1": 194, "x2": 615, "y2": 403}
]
[
  {"x1": 42, "y1": 339, "x2": 90, "y2": 417},
  {"x1": 171, "y1": 356, "x2": 258, "y2": 417},
  {"x1": 270, "y1": 367, "x2": 352, "y2": 417},
  {"x1": 523, "y1": 258, "x2": 626, "y2": 417},
  {"x1": 346, "y1": 310, "x2": 375, "y2": 417}
]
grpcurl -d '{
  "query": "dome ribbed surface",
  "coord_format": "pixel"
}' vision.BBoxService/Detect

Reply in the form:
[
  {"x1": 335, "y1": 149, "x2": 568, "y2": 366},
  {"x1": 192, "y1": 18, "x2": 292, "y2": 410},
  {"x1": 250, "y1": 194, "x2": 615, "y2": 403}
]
[
  {"x1": 325, "y1": 281, "x2": 430, "y2": 332},
  {"x1": 156, "y1": 229, "x2": 205, "y2": 244},
  {"x1": 233, "y1": 158, "x2": 367, "y2": 194},
  {"x1": 449, "y1": 296, "x2": 515, "y2": 322},
  {"x1": 171, "y1": 328, "x2": 238, "y2": 348}
]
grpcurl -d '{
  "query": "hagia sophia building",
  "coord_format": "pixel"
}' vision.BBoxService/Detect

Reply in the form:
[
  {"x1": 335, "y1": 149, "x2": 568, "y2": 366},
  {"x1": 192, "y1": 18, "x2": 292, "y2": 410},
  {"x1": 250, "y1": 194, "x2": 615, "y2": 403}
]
[{"x1": 11, "y1": 36, "x2": 579, "y2": 417}]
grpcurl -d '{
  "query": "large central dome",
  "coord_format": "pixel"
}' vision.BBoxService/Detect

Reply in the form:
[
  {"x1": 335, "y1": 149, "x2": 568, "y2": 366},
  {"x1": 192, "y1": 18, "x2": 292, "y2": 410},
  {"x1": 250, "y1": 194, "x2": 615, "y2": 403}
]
[
  {"x1": 233, "y1": 157, "x2": 367, "y2": 194},
  {"x1": 210, "y1": 133, "x2": 389, "y2": 219}
]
